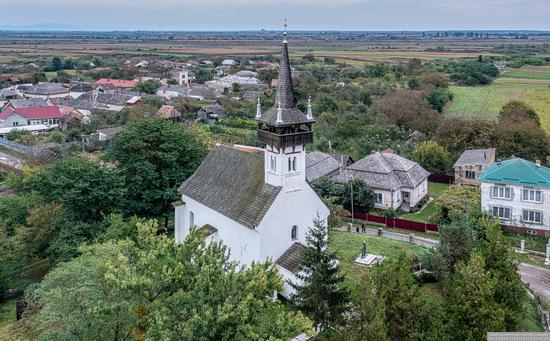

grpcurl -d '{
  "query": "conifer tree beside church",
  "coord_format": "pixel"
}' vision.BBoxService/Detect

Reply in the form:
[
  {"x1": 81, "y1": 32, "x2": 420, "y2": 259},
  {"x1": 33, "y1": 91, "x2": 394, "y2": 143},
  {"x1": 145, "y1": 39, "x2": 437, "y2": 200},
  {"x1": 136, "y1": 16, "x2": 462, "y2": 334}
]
[{"x1": 291, "y1": 214, "x2": 349, "y2": 333}]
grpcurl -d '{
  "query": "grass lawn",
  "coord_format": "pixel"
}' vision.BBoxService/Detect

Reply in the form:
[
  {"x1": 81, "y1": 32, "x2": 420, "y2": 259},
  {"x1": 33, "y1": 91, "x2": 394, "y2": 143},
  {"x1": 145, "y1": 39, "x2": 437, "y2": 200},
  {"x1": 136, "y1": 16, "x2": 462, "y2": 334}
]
[
  {"x1": 403, "y1": 182, "x2": 449, "y2": 223},
  {"x1": 329, "y1": 229, "x2": 430, "y2": 288},
  {"x1": 447, "y1": 65, "x2": 550, "y2": 132}
]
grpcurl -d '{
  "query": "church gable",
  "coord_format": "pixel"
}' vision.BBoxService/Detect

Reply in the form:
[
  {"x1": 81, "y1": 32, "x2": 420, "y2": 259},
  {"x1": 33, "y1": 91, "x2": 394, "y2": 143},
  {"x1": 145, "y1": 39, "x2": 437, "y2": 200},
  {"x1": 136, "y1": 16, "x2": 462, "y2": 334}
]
[{"x1": 178, "y1": 145, "x2": 281, "y2": 229}]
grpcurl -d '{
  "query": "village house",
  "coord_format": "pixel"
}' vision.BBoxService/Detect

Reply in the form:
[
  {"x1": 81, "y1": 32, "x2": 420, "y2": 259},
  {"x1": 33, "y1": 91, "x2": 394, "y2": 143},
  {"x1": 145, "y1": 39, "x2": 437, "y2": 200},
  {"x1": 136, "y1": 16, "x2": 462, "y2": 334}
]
[
  {"x1": 196, "y1": 103, "x2": 228, "y2": 124},
  {"x1": 175, "y1": 30, "x2": 329, "y2": 298},
  {"x1": 480, "y1": 157, "x2": 550, "y2": 237},
  {"x1": 155, "y1": 105, "x2": 182, "y2": 123},
  {"x1": 23, "y1": 83, "x2": 69, "y2": 100},
  {"x1": 453, "y1": 148, "x2": 496, "y2": 185},
  {"x1": 170, "y1": 70, "x2": 196, "y2": 86},
  {"x1": 69, "y1": 83, "x2": 94, "y2": 99},
  {"x1": 0, "y1": 105, "x2": 82, "y2": 131},
  {"x1": 155, "y1": 84, "x2": 187, "y2": 99},
  {"x1": 95, "y1": 126, "x2": 124, "y2": 141},
  {"x1": 0, "y1": 88, "x2": 21, "y2": 108},
  {"x1": 333, "y1": 150, "x2": 430, "y2": 212},
  {"x1": 94, "y1": 78, "x2": 137, "y2": 90},
  {"x1": 305, "y1": 151, "x2": 351, "y2": 183},
  {"x1": 3, "y1": 98, "x2": 51, "y2": 111}
]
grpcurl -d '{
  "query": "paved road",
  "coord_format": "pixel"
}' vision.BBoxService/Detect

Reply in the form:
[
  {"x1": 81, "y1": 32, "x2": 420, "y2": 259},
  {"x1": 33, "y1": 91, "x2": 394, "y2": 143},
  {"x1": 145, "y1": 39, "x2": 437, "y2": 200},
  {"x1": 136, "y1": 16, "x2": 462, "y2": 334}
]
[
  {"x1": 518, "y1": 263, "x2": 550, "y2": 300},
  {"x1": 0, "y1": 151, "x2": 24, "y2": 170}
]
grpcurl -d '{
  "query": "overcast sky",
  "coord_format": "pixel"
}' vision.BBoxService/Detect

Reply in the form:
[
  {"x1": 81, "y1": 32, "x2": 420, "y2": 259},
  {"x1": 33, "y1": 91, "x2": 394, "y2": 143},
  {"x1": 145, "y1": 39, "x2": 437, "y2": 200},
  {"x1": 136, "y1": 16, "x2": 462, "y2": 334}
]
[{"x1": 1, "y1": 0, "x2": 549, "y2": 31}]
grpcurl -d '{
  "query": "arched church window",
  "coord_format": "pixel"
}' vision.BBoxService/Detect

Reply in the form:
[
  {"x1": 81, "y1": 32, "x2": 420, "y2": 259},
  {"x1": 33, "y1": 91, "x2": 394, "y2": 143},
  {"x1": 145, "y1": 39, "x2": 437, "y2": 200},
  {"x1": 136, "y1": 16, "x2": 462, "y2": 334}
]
[
  {"x1": 288, "y1": 157, "x2": 292, "y2": 172},
  {"x1": 291, "y1": 225, "x2": 298, "y2": 240},
  {"x1": 292, "y1": 157, "x2": 297, "y2": 171},
  {"x1": 189, "y1": 211, "x2": 194, "y2": 228}
]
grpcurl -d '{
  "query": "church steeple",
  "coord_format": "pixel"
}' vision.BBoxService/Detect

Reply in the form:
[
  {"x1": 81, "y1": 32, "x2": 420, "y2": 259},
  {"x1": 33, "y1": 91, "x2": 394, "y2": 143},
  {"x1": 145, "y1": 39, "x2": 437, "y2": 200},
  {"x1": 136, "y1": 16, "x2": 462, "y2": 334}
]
[{"x1": 257, "y1": 21, "x2": 314, "y2": 188}]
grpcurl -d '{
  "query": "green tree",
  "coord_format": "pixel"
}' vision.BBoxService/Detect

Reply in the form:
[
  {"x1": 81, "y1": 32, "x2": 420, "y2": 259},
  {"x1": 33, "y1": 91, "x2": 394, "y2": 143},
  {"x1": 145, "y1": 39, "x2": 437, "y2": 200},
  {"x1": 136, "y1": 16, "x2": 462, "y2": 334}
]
[
  {"x1": 51, "y1": 57, "x2": 63, "y2": 71},
  {"x1": 24, "y1": 157, "x2": 126, "y2": 222},
  {"x1": 425, "y1": 212, "x2": 476, "y2": 279},
  {"x1": 135, "y1": 80, "x2": 160, "y2": 94},
  {"x1": 425, "y1": 88, "x2": 453, "y2": 113},
  {"x1": 496, "y1": 115, "x2": 549, "y2": 161},
  {"x1": 433, "y1": 185, "x2": 481, "y2": 223},
  {"x1": 195, "y1": 68, "x2": 213, "y2": 84},
  {"x1": 446, "y1": 253, "x2": 505, "y2": 340},
  {"x1": 479, "y1": 217, "x2": 527, "y2": 330},
  {"x1": 291, "y1": 214, "x2": 348, "y2": 333},
  {"x1": 32, "y1": 221, "x2": 313, "y2": 340},
  {"x1": 411, "y1": 140, "x2": 451, "y2": 173},
  {"x1": 498, "y1": 100, "x2": 540, "y2": 125},
  {"x1": 104, "y1": 118, "x2": 207, "y2": 223}
]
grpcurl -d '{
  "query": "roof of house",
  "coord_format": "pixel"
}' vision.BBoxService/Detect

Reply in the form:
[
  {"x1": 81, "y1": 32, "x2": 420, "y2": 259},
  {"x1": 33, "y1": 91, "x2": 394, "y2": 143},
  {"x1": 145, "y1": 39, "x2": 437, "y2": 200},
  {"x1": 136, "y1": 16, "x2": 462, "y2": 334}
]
[
  {"x1": 197, "y1": 103, "x2": 227, "y2": 118},
  {"x1": 0, "y1": 89, "x2": 21, "y2": 101},
  {"x1": 51, "y1": 97, "x2": 95, "y2": 111},
  {"x1": 69, "y1": 83, "x2": 94, "y2": 92},
  {"x1": 6, "y1": 98, "x2": 50, "y2": 109},
  {"x1": 276, "y1": 242, "x2": 306, "y2": 273},
  {"x1": 255, "y1": 37, "x2": 313, "y2": 127},
  {"x1": 96, "y1": 126, "x2": 124, "y2": 137},
  {"x1": 155, "y1": 105, "x2": 182, "y2": 119},
  {"x1": 199, "y1": 224, "x2": 218, "y2": 236},
  {"x1": 157, "y1": 84, "x2": 187, "y2": 94},
  {"x1": 453, "y1": 148, "x2": 496, "y2": 167},
  {"x1": 95, "y1": 78, "x2": 137, "y2": 88},
  {"x1": 333, "y1": 151, "x2": 430, "y2": 191},
  {"x1": 0, "y1": 106, "x2": 63, "y2": 120},
  {"x1": 178, "y1": 144, "x2": 281, "y2": 229},
  {"x1": 331, "y1": 153, "x2": 354, "y2": 166},
  {"x1": 25, "y1": 83, "x2": 68, "y2": 95},
  {"x1": 306, "y1": 151, "x2": 342, "y2": 183},
  {"x1": 95, "y1": 92, "x2": 137, "y2": 106},
  {"x1": 242, "y1": 90, "x2": 264, "y2": 100},
  {"x1": 479, "y1": 157, "x2": 550, "y2": 189}
]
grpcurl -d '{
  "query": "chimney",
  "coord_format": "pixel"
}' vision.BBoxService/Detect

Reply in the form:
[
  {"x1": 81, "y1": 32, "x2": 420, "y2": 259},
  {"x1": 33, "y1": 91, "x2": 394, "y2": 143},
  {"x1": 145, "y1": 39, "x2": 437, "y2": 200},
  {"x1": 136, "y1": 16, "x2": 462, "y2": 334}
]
[
  {"x1": 371, "y1": 150, "x2": 377, "y2": 155},
  {"x1": 536, "y1": 160, "x2": 541, "y2": 168}
]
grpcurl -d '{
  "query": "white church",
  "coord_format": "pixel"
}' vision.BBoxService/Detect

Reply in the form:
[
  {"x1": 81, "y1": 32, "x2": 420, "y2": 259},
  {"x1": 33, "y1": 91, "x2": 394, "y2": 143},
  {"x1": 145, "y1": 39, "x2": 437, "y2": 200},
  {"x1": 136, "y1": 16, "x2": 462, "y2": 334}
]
[{"x1": 174, "y1": 29, "x2": 330, "y2": 297}]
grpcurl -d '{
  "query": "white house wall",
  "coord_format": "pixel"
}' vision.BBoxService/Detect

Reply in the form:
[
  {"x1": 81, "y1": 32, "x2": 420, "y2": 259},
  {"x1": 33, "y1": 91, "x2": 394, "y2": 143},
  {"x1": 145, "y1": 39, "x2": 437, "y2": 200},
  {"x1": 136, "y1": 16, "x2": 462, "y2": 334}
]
[
  {"x1": 0, "y1": 113, "x2": 28, "y2": 128},
  {"x1": 176, "y1": 195, "x2": 261, "y2": 266},
  {"x1": 481, "y1": 182, "x2": 550, "y2": 231},
  {"x1": 258, "y1": 184, "x2": 330, "y2": 263}
]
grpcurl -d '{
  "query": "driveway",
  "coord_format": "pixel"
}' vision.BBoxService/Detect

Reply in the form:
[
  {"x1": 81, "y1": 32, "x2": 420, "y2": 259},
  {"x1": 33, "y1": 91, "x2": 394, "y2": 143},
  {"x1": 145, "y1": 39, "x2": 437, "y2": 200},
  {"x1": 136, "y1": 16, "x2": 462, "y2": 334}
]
[{"x1": 518, "y1": 263, "x2": 550, "y2": 300}]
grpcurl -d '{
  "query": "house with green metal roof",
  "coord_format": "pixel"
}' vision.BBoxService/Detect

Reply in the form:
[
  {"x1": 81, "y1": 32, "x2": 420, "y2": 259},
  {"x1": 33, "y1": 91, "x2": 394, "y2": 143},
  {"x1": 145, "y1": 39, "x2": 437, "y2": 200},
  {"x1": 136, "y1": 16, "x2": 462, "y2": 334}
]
[{"x1": 479, "y1": 158, "x2": 550, "y2": 237}]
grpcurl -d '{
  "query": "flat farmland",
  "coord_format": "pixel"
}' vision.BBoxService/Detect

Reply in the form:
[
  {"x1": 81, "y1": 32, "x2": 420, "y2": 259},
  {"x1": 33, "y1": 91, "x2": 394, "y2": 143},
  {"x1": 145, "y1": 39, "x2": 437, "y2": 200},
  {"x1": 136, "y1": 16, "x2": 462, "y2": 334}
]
[{"x1": 447, "y1": 65, "x2": 550, "y2": 132}]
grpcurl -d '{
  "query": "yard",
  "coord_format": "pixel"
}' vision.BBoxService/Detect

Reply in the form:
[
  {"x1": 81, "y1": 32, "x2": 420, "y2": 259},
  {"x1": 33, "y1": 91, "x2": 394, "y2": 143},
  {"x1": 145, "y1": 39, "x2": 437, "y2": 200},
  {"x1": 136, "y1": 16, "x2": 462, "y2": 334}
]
[
  {"x1": 329, "y1": 229, "x2": 430, "y2": 287},
  {"x1": 402, "y1": 181, "x2": 449, "y2": 223},
  {"x1": 446, "y1": 65, "x2": 550, "y2": 132}
]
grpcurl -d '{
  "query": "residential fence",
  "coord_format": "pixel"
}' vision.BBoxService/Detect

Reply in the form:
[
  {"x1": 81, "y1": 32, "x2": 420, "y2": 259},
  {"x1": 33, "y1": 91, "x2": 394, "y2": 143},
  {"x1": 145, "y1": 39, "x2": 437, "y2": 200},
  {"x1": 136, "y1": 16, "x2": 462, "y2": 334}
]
[
  {"x1": 353, "y1": 212, "x2": 439, "y2": 233},
  {"x1": 0, "y1": 138, "x2": 51, "y2": 157},
  {"x1": 353, "y1": 212, "x2": 550, "y2": 239},
  {"x1": 428, "y1": 173, "x2": 454, "y2": 184}
]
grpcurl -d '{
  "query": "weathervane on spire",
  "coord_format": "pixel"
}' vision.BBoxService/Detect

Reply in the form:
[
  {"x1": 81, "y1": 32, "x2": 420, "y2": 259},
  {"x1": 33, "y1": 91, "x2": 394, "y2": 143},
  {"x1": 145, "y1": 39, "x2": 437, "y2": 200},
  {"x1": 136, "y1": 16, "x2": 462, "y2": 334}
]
[{"x1": 283, "y1": 19, "x2": 288, "y2": 43}]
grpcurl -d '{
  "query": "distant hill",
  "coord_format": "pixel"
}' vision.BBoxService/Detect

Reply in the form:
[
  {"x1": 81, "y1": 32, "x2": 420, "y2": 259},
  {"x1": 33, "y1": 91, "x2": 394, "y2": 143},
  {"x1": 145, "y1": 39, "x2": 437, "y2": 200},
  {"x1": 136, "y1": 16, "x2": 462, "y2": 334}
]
[{"x1": 0, "y1": 23, "x2": 89, "y2": 31}]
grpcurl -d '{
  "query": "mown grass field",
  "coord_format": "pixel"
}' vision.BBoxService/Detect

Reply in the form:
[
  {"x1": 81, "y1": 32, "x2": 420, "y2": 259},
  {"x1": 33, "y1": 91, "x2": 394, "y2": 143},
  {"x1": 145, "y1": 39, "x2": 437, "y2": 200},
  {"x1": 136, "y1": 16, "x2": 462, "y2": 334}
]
[{"x1": 447, "y1": 65, "x2": 550, "y2": 132}]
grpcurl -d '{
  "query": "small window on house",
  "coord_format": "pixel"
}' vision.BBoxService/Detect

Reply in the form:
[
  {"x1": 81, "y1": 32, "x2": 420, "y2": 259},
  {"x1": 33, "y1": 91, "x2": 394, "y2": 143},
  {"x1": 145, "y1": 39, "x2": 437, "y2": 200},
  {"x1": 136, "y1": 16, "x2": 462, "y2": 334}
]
[
  {"x1": 491, "y1": 206, "x2": 511, "y2": 219},
  {"x1": 522, "y1": 210, "x2": 542, "y2": 224},
  {"x1": 291, "y1": 225, "x2": 298, "y2": 240},
  {"x1": 292, "y1": 157, "x2": 297, "y2": 171},
  {"x1": 376, "y1": 193, "x2": 383, "y2": 203},
  {"x1": 492, "y1": 186, "x2": 512, "y2": 200},
  {"x1": 522, "y1": 188, "x2": 542, "y2": 203},
  {"x1": 189, "y1": 211, "x2": 195, "y2": 228},
  {"x1": 465, "y1": 170, "x2": 475, "y2": 179}
]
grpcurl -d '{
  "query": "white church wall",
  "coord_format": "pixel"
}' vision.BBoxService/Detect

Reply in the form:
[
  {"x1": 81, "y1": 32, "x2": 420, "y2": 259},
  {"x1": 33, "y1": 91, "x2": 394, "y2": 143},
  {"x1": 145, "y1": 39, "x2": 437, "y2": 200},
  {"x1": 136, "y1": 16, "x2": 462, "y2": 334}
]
[
  {"x1": 258, "y1": 184, "x2": 329, "y2": 262},
  {"x1": 176, "y1": 195, "x2": 261, "y2": 266}
]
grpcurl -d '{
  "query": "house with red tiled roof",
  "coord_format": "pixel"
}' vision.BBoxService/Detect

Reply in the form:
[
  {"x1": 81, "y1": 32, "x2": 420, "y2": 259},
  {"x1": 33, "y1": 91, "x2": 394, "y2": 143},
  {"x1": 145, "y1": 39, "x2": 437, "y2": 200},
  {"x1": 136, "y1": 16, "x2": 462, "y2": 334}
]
[
  {"x1": 95, "y1": 78, "x2": 137, "y2": 89},
  {"x1": 0, "y1": 105, "x2": 82, "y2": 130}
]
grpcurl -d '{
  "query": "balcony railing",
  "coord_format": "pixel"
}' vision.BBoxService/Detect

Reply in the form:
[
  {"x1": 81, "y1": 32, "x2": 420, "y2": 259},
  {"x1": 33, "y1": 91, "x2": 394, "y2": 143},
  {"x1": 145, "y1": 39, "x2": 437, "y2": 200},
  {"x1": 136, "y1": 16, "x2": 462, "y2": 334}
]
[{"x1": 257, "y1": 129, "x2": 313, "y2": 148}]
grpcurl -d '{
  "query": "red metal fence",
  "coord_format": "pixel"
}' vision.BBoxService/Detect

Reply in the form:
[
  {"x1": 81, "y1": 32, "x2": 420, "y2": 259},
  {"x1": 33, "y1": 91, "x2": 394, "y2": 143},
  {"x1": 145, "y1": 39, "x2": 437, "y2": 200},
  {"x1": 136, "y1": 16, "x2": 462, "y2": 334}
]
[
  {"x1": 353, "y1": 213, "x2": 548, "y2": 238},
  {"x1": 353, "y1": 213, "x2": 439, "y2": 233}
]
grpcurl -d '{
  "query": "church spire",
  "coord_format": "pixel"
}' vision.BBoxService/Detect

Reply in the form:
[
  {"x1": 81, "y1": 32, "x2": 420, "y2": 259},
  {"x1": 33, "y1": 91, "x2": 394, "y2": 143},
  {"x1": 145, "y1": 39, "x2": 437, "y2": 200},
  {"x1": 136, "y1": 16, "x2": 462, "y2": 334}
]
[{"x1": 276, "y1": 19, "x2": 295, "y2": 110}]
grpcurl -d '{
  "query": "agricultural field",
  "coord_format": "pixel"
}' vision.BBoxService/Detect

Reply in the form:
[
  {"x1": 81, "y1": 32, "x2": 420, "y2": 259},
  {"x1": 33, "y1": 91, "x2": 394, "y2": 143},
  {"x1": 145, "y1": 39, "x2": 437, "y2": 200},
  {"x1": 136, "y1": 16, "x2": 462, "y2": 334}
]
[{"x1": 447, "y1": 65, "x2": 550, "y2": 132}]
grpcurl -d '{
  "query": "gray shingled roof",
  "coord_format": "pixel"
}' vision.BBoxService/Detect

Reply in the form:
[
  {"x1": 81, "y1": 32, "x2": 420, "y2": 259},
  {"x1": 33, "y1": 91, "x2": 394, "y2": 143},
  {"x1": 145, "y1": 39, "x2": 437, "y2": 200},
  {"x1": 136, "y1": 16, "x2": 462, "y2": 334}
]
[
  {"x1": 306, "y1": 151, "x2": 342, "y2": 183},
  {"x1": 256, "y1": 39, "x2": 313, "y2": 127},
  {"x1": 453, "y1": 148, "x2": 496, "y2": 167},
  {"x1": 199, "y1": 224, "x2": 218, "y2": 236},
  {"x1": 178, "y1": 145, "x2": 281, "y2": 229},
  {"x1": 25, "y1": 83, "x2": 68, "y2": 95},
  {"x1": 333, "y1": 152, "x2": 429, "y2": 191},
  {"x1": 276, "y1": 242, "x2": 306, "y2": 273},
  {"x1": 7, "y1": 98, "x2": 50, "y2": 108}
]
